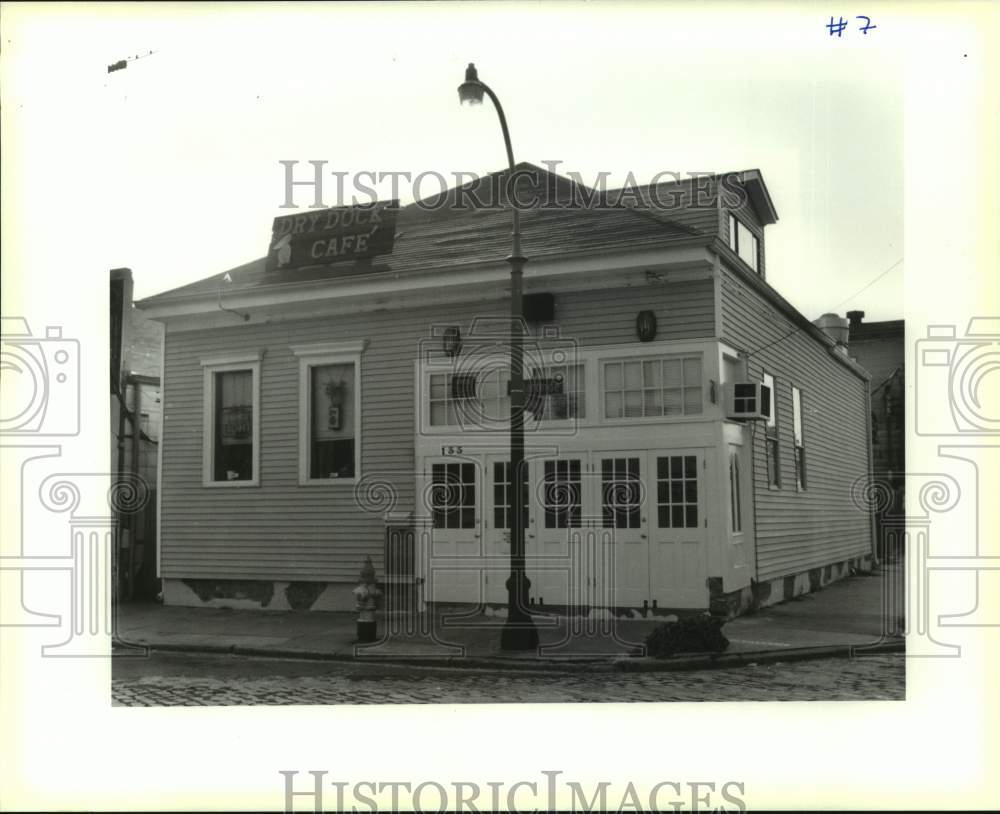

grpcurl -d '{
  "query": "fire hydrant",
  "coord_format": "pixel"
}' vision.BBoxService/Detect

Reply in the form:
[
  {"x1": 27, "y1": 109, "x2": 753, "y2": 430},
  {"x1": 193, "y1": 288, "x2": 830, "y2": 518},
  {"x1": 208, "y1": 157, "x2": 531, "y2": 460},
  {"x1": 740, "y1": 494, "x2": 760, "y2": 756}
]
[{"x1": 352, "y1": 556, "x2": 382, "y2": 643}]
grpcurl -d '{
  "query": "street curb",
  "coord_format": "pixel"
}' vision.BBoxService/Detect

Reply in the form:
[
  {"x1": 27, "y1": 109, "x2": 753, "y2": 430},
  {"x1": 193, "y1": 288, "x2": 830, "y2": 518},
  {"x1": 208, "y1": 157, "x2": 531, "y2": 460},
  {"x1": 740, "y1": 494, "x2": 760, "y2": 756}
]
[{"x1": 131, "y1": 636, "x2": 905, "y2": 674}]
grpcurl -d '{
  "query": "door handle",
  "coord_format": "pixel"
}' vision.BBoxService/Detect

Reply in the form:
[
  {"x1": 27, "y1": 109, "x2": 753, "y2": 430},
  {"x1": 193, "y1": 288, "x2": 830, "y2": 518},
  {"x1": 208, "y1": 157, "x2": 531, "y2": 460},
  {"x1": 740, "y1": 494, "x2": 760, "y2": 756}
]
[{"x1": 640, "y1": 534, "x2": 648, "y2": 539}]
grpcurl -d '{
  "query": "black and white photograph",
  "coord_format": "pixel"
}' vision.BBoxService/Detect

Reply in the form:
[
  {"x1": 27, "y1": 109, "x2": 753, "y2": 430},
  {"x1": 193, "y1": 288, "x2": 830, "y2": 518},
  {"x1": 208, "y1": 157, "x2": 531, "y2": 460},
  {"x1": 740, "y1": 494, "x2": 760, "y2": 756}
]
[{"x1": 2, "y1": 2, "x2": 998, "y2": 811}]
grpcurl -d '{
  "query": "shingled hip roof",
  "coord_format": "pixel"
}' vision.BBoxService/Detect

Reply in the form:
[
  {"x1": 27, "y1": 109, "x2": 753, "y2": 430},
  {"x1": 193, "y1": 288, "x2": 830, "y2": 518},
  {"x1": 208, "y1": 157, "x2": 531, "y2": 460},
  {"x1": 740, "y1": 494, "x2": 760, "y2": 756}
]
[{"x1": 135, "y1": 163, "x2": 724, "y2": 308}]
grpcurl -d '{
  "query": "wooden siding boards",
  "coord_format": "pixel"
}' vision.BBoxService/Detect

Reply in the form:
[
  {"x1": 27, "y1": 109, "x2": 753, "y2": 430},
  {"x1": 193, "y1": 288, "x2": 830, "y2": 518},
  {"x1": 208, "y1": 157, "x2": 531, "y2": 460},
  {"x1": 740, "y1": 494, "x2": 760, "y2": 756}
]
[
  {"x1": 718, "y1": 264, "x2": 872, "y2": 582},
  {"x1": 159, "y1": 278, "x2": 716, "y2": 582}
]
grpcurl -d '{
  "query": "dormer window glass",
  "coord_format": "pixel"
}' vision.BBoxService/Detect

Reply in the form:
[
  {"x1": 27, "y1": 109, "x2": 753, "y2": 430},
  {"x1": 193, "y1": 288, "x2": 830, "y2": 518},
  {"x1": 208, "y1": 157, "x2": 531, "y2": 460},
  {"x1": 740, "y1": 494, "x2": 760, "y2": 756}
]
[{"x1": 728, "y1": 213, "x2": 760, "y2": 273}]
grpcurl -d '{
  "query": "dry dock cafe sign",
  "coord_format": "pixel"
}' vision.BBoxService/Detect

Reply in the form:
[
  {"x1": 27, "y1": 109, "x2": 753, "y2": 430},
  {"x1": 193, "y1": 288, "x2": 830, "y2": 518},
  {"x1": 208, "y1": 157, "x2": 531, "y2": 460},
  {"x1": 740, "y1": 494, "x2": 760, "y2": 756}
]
[{"x1": 265, "y1": 200, "x2": 398, "y2": 272}]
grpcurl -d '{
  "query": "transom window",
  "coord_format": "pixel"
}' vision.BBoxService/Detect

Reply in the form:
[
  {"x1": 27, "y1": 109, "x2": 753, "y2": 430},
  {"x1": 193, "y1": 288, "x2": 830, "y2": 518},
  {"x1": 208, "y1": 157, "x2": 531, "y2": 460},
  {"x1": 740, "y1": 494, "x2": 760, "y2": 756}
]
[
  {"x1": 601, "y1": 457, "x2": 642, "y2": 529},
  {"x1": 542, "y1": 459, "x2": 582, "y2": 529},
  {"x1": 527, "y1": 363, "x2": 585, "y2": 420},
  {"x1": 603, "y1": 356, "x2": 702, "y2": 419},
  {"x1": 431, "y1": 462, "x2": 476, "y2": 529},
  {"x1": 429, "y1": 370, "x2": 509, "y2": 426},
  {"x1": 429, "y1": 364, "x2": 585, "y2": 426},
  {"x1": 656, "y1": 455, "x2": 698, "y2": 528}
]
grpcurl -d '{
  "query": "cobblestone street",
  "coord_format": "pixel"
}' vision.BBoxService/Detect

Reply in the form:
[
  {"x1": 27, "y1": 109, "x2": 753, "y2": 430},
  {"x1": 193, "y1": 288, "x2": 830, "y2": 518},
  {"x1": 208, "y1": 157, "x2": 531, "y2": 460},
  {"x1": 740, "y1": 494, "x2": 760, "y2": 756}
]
[{"x1": 111, "y1": 651, "x2": 904, "y2": 705}]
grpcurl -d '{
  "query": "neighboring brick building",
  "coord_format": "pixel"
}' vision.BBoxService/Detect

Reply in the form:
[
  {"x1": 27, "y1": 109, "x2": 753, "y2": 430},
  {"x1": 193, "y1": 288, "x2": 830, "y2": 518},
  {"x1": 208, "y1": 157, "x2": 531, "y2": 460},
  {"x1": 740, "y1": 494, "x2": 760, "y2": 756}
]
[{"x1": 847, "y1": 311, "x2": 904, "y2": 559}]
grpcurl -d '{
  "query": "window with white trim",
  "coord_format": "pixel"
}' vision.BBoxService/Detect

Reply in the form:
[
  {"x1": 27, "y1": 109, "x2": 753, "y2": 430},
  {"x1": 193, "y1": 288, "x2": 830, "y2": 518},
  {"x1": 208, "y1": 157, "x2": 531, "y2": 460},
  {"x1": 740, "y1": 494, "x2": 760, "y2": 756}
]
[
  {"x1": 428, "y1": 363, "x2": 586, "y2": 427},
  {"x1": 293, "y1": 341, "x2": 365, "y2": 483},
  {"x1": 603, "y1": 355, "x2": 702, "y2": 419},
  {"x1": 728, "y1": 213, "x2": 760, "y2": 272},
  {"x1": 792, "y1": 385, "x2": 806, "y2": 490},
  {"x1": 762, "y1": 371, "x2": 780, "y2": 488},
  {"x1": 527, "y1": 362, "x2": 585, "y2": 420},
  {"x1": 429, "y1": 370, "x2": 507, "y2": 427},
  {"x1": 202, "y1": 353, "x2": 261, "y2": 486}
]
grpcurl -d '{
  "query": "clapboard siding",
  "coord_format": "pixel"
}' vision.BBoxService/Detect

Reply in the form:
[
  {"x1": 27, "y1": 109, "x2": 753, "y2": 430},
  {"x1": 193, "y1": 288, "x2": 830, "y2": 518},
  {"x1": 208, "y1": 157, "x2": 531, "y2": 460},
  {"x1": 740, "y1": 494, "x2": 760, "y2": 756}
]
[
  {"x1": 719, "y1": 266, "x2": 871, "y2": 582},
  {"x1": 159, "y1": 277, "x2": 715, "y2": 582}
]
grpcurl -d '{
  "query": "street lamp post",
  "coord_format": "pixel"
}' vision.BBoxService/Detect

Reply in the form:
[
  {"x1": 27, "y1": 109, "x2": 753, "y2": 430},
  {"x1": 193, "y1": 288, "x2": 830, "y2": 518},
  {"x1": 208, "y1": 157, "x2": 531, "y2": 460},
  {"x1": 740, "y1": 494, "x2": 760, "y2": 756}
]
[{"x1": 458, "y1": 63, "x2": 539, "y2": 650}]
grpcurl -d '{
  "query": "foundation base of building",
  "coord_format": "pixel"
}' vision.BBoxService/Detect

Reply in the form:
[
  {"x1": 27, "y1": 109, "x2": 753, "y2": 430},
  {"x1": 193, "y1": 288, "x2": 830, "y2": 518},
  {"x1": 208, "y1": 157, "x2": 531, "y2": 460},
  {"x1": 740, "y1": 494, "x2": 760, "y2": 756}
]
[
  {"x1": 163, "y1": 555, "x2": 872, "y2": 619},
  {"x1": 708, "y1": 554, "x2": 874, "y2": 619}
]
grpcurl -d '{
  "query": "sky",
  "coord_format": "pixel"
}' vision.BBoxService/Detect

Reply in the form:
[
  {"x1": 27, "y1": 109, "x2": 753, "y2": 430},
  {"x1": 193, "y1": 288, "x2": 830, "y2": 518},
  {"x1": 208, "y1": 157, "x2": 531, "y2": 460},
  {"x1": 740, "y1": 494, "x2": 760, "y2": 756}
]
[{"x1": 7, "y1": 3, "x2": 904, "y2": 319}]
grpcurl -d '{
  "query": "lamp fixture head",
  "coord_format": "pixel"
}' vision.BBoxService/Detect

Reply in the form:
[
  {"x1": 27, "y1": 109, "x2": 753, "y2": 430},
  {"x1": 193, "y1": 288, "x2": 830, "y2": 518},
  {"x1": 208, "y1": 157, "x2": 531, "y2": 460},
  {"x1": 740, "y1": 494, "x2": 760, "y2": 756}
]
[{"x1": 457, "y1": 62, "x2": 484, "y2": 105}]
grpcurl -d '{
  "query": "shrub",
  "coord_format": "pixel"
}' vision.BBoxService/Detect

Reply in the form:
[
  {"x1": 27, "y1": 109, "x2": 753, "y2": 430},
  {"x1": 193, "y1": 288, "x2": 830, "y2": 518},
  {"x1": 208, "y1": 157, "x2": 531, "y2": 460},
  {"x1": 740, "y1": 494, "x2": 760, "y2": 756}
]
[{"x1": 644, "y1": 614, "x2": 729, "y2": 658}]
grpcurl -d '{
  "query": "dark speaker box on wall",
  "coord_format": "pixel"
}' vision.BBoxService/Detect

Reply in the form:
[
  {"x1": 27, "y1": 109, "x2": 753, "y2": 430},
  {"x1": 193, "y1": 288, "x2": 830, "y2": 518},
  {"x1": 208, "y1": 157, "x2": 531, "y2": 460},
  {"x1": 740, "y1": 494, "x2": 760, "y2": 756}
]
[{"x1": 523, "y1": 292, "x2": 555, "y2": 323}]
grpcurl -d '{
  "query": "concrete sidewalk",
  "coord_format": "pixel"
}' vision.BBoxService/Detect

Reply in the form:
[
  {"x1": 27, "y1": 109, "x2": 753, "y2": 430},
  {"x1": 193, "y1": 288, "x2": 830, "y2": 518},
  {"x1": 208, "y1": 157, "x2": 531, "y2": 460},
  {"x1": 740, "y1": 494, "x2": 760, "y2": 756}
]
[{"x1": 115, "y1": 564, "x2": 904, "y2": 671}]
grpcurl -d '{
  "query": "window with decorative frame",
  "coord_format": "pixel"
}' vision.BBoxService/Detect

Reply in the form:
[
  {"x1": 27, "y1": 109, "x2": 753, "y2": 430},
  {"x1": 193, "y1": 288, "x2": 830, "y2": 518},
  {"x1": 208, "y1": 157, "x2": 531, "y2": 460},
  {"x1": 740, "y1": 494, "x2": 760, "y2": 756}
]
[
  {"x1": 292, "y1": 341, "x2": 366, "y2": 484},
  {"x1": 201, "y1": 352, "x2": 261, "y2": 487}
]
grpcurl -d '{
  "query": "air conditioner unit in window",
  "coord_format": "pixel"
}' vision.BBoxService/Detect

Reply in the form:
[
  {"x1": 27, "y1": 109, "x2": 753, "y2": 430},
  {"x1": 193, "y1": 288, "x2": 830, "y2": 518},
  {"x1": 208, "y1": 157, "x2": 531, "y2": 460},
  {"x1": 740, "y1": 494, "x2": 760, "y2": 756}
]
[{"x1": 725, "y1": 382, "x2": 771, "y2": 421}]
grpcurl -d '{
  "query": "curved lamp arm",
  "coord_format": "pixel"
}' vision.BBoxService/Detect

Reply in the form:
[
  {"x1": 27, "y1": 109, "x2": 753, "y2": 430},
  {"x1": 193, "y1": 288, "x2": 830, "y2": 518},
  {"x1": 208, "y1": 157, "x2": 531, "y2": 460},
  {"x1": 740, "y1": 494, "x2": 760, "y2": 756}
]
[{"x1": 458, "y1": 63, "x2": 522, "y2": 257}]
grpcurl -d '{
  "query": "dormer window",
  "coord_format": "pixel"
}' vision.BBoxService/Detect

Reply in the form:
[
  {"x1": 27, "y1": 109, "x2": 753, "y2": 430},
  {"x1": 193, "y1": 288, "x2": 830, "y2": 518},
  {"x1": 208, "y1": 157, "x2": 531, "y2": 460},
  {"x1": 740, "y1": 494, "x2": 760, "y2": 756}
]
[{"x1": 728, "y1": 213, "x2": 760, "y2": 273}]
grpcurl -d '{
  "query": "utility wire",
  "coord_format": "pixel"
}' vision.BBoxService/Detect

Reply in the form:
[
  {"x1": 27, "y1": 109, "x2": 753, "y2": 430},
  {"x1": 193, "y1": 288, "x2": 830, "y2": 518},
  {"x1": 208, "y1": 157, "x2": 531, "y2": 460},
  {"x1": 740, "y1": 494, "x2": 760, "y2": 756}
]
[
  {"x1": 828, "y1": 257, "x2": 904, "y2": 314},
  {"x1": 746, "y1": 256, "x2": 903, "y2": 358}
]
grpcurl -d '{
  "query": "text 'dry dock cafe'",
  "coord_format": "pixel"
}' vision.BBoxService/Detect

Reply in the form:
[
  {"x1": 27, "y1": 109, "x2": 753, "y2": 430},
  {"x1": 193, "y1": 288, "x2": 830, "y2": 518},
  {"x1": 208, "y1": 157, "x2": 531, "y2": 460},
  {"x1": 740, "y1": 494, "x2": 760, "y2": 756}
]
[{"x1": 265, "y1": 200, "x2": 399, "y2": 271}]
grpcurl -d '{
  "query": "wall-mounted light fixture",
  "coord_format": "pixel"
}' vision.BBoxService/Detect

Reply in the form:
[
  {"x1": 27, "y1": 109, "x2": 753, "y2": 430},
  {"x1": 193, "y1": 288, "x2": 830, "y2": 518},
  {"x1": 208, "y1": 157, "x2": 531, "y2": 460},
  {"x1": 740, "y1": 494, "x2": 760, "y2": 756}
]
[
  {"x1": 636, "y1": 310, "x2": 657, "y2": 342},
  {"x1": 443, "y1": 326, "x2": 462, "y2": 357}
]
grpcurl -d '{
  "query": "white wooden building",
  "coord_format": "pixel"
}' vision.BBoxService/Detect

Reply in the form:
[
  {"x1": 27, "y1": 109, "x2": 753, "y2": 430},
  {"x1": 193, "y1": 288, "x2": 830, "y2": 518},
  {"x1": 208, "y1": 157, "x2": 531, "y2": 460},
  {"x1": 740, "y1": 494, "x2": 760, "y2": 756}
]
[{"x1": 137, "y1": 165, "x2": 874, "y2": 616}]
